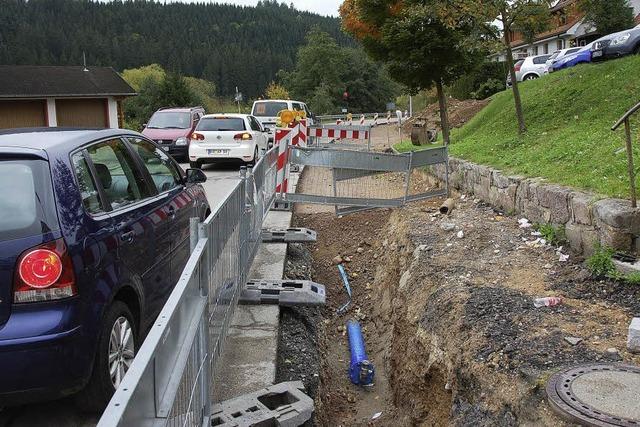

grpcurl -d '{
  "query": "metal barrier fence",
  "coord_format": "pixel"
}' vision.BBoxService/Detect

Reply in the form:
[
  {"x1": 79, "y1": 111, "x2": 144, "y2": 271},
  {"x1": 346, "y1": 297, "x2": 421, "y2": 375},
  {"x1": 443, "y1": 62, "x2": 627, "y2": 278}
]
[{"x1": 97, "y1": 147, "x2": 280, "y2": 427}]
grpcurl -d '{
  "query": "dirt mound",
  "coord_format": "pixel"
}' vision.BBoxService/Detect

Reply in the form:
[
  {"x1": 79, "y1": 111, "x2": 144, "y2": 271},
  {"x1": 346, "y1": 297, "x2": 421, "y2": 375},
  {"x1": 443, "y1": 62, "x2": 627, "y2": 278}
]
[
  {"x1": 290, "y1": 181, "x2": 640, "y2": 426},
  {"x1": 403, "y1": 98, "x2": 489, "y2": 134}
]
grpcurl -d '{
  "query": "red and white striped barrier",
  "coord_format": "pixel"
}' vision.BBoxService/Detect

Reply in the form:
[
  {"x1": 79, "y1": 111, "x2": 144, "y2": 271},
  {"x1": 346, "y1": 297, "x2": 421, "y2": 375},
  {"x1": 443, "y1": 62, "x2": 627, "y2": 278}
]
[
  {"x1": 360, "y1": 114, "x2": 365, "y2": 125},
  {"x1": 291, "y1": 119, "x2": 307, "y2": 146},
  {"x1": 275, "y1": 128, "x2": 292, "y2": 193},
  {"x1": 307, "y1": 127, "x2": 370, "y2": 140}
]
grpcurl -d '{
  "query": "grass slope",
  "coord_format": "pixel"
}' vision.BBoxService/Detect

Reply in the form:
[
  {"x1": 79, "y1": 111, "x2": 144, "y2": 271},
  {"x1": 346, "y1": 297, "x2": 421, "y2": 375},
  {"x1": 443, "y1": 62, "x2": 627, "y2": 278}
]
[{"x1": 429, "y1": 56, "x2": 640, "y2": 198}]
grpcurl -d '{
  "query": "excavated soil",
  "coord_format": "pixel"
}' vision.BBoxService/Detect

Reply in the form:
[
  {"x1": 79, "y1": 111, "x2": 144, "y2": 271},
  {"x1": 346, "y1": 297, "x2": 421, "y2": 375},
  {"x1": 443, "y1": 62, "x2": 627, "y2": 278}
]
[{"x1": 290, "y1": 192, "x2": 640, "y2": 426}]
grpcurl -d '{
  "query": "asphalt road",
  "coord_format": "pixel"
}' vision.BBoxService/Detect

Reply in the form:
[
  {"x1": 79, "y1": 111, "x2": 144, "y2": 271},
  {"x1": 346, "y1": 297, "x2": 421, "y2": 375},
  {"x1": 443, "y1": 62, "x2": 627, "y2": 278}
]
[{"x1": 0, "y1": 162, "x2": 242, "y2": 427}]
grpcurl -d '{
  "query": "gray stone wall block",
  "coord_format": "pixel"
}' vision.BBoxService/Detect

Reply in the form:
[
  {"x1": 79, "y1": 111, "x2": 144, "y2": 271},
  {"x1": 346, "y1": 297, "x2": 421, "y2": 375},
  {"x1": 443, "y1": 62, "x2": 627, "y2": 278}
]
[
  {"x1": 570, "y1": 192, "x2": 595, "y2": 226},
  {"x1": 628, "y1": 318, "x2": 640, "y2": 354},
  {"x1": 536, "y1": 185, "x2": 570, "y2": 224},
  {"x1": 594, "y1": 199, "x2": 640, "y2": 232},
  {"x1": 598, "y1": 223, "x2": 634, "y2": 252}
]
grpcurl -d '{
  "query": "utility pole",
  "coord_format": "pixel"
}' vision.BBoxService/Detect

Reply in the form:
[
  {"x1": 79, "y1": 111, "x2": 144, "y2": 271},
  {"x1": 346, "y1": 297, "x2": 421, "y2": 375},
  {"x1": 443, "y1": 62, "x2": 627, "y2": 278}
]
[{"x1": 409, "y1": 95, "x2": 413, "y2": 118}]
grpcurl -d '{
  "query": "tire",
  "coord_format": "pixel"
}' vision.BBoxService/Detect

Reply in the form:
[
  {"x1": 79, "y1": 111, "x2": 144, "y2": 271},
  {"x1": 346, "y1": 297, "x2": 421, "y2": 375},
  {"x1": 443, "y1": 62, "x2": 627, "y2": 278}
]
[
  {"x1": 246, "y1": 147, "x2": 259, "y2": 167},
  {"x1": 189, "y1": 160, "x2": 202, "y2": 169},
  {"x1": 76, "y1": 301, "x2": 137, "y2": 412},
  {"x1": 523, "y1": 74, "x2": 538, "y2": 81},
  {"x1": 634, "y1": 45, "x2": 640, "y2": 55}
]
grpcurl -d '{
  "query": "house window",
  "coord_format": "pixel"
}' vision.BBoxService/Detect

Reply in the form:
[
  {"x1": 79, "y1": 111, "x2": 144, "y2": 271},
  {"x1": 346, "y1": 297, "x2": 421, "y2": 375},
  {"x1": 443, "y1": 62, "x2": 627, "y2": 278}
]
[
  {"x1": 533, "y1": 46, "x2": 539, "y2": 55},
  {"x1": 557, "y1": 40, "x2": 563, "y2": 50},
  {"x1": 544, "y1": 43, "x2": 549, "y2": 54}
]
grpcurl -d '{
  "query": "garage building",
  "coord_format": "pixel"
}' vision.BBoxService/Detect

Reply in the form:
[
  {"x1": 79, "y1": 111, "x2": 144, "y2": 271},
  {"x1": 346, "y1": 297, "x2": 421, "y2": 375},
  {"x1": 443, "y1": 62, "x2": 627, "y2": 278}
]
[{"x1": 0, "y1": 65, "x2": 136, "y2": 129}]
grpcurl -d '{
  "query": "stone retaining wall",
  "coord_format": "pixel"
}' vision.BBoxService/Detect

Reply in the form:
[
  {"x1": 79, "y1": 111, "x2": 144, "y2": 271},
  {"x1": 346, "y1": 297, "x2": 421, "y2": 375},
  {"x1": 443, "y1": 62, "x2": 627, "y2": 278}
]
[{"x1": 430, "y1": 158, "x2": 640, "y2": 256}]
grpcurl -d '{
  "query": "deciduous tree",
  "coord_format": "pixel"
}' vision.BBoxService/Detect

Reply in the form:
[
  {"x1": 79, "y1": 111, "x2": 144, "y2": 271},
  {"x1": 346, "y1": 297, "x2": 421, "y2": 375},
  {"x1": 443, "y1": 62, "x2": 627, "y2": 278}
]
[
  {"x1": 341, "y1": 0, "x2": 487, "y2": 145},
  {"x1": 580, "y1": 0, "x2": 635, "y2": 36}
]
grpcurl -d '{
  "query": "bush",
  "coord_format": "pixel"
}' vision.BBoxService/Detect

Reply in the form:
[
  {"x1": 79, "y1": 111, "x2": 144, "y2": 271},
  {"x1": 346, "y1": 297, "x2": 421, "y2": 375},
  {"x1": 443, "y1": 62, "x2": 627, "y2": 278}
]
[
  {"x1": 449, "y1": 61, "x2": 508, "y2": 100},
  {"x1": 586, "y1": 244, "x2": 616, "y2": 278},
  {"x1": 472, "y1": 79, "x2": 505, "y2": 100},
  {"x1": 535, "y1": 223, "x2": 566, "y2": 246}
]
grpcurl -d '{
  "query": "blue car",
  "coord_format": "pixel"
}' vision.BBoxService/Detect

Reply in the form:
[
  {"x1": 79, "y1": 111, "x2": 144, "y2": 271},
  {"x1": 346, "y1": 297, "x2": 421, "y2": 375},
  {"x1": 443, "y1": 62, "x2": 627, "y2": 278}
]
[
  {"x1": 0, "y1": 128, "x2": 209, "y2": 409},
  {"x1": 552, "y1": 42, "x2": 595, "y2": 71}
]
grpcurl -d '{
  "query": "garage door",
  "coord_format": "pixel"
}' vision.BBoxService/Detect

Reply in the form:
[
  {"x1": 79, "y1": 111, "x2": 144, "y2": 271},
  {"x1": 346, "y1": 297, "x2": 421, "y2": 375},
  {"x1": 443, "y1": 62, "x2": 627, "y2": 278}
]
[
  {"x1": 56, "y1": 99, "x2": 108, "y2": 128},
  {"x1": 0, "y1": 100, "x2": 47, "y2": 129}
]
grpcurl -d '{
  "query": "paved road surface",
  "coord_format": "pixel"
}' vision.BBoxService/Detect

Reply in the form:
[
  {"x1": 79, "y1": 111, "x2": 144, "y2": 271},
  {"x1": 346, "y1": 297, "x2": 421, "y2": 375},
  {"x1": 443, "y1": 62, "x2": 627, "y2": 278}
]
[{"x1": 0, "y1": 162, "x2": 241, "y2": 427}]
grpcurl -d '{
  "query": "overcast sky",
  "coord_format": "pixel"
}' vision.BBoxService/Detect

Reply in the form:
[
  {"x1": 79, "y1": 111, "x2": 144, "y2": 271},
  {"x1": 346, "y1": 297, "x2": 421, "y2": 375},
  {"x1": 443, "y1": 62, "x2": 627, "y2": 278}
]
[{"x1": 163, "y1": 0, "x2": 342, "y2": 17}]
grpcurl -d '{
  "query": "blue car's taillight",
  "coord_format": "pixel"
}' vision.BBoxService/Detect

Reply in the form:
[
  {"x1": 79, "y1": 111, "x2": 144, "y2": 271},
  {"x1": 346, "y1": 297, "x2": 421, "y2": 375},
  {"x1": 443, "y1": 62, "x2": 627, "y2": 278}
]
[{"x1": 14, "y1": 238, "x2": 77, "y2": 303}]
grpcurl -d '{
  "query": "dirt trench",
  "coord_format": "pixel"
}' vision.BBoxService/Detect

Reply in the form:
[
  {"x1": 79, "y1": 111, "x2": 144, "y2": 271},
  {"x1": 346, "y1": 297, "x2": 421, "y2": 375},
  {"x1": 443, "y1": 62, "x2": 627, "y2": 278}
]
[{"x1": 284, "y1": 187, "x2": 640, "y2": 426}]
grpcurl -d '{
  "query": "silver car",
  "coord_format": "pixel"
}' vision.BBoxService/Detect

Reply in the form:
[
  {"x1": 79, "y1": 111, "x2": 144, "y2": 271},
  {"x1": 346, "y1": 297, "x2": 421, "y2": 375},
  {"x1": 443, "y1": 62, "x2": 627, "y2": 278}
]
[
  {"x1": 506, "y1": 54, "x2": 551, "y2": 86},
  {"x1": 544, "y1": 47, "x2": 581, "y2": 74}
]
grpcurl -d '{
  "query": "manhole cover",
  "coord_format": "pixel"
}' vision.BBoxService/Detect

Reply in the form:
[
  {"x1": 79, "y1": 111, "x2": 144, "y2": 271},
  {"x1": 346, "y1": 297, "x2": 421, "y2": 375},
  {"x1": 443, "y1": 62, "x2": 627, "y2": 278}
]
[{"x1": 546, "y1": 363, "x2": 640, "y2": 426}]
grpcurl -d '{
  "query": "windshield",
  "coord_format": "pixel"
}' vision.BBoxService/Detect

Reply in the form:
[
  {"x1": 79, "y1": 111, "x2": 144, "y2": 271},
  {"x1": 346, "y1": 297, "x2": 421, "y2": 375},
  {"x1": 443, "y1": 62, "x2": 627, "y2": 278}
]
[
  {"x1": 548, "y1": 52, "x2": 559, "y2": 60},
  {"x1": 0, "y1": 159, "x2": 59, "y2": 241},
  {"x1": 147, "y1": 112, "x2": 191, "y2": 129},
  {"x1": 252, "y1": 101, "x2": 288, "y2": 117},
  {"x1": 197, "y1": 117, "x2": 246, "y2": 132}
]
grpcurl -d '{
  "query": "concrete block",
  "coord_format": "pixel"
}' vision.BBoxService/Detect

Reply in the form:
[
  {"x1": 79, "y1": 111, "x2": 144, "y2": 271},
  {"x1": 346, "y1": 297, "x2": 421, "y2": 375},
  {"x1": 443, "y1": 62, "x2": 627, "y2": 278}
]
[
  {"x1": 628, "y1": 318, "x2": 640, "y2": 354},
  {"x1": 210, "y1": 381, "x2": 314, "y2": 427},
  {"x1": 594, "y1": 199, "x2": 640, "y2": 231},
  {"x1": 570, "y1": 192, "x2": 594, "y2": 225},
  {"x1": 565, "y1": 223, "x2": 585, "y2": 254}
]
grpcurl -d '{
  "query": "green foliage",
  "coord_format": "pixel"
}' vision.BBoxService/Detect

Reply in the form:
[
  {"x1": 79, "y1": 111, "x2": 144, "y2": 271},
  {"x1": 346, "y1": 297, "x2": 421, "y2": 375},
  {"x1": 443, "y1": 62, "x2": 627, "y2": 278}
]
[
  {"x1": 122, "y1": 66, "x2": 202, "y2": 131},
  {"x1": 472, "y1": 79, "x2": 506, "y2": 100},
  {"x1": 625, "y1": 272, "x2": 640, "y2": 285},
  {"x1": 586, "y1": 244, "x2": 617, "y2": 278},
  {"x1": 281, "y1": 29, "x2": 399, "y2": 114},
  {"x1": 0, "y1": 0, "x2": 353, "y2": 98},
  {"x1": 449, "y1": 62, "x2": 508, "y2": 100},
  {"x1": 535, "y1": 223, "x2": 566, "y2": 246},
  {"x1": 579, "y1": 0, "x2": 635, "y2": 36},
  {"x1": 265, "y1": 82, "x2": 290, "y2": 100},
  {"x1": 444, "y1": 55, "x2": 640, "y2": 198}
]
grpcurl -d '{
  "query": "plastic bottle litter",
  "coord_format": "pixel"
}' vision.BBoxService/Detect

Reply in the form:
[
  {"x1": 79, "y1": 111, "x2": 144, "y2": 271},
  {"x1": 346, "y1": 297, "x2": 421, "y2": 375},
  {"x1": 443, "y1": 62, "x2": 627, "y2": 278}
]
[{"x1": 534, "y1": 297, "x2": 563, "y2": 308}]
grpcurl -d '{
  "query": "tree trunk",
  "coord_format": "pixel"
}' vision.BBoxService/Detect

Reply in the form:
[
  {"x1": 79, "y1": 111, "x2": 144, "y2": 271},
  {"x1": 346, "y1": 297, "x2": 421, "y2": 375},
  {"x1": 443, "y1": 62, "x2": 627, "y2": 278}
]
[
  {"x1": 503, "y1": 21, "x2": 527, "y2": 134},
  {"x1": 436, "y1": 80, "x2": 450, "y2": 146}
]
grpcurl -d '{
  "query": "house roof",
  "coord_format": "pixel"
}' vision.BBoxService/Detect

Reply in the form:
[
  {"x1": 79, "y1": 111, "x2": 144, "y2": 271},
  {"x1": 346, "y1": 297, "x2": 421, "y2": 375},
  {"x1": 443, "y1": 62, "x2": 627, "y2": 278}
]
[
  {"x1": 0, "y1": 65, "x2": 137, "y2": 99},
  {"x1": 550, "y1": 0, "x2": 576, "y2": 13}
]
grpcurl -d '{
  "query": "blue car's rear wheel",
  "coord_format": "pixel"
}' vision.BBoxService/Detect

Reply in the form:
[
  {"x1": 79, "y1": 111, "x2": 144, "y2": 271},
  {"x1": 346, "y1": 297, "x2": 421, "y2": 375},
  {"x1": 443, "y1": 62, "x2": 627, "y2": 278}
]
[{"x1": 77, "y1": 301, "x2": 137, "y2": 412}]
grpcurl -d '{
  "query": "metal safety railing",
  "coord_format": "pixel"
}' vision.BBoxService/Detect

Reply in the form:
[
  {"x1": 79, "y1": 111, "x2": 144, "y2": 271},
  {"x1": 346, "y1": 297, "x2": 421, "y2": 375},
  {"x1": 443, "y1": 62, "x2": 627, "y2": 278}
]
[
  {"x1": 97, "y1": 146, "x2": 280, "y2": 427},
  {"x1": 612, "y1": 100, "x2": 640, "y2": 208}
]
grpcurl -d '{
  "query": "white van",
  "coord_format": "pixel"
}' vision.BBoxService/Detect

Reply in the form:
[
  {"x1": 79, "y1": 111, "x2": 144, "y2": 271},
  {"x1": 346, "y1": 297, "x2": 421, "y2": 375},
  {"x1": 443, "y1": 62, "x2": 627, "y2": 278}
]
[{"x1": 251, "y1": 99, "x2": 315, "y2": 135}]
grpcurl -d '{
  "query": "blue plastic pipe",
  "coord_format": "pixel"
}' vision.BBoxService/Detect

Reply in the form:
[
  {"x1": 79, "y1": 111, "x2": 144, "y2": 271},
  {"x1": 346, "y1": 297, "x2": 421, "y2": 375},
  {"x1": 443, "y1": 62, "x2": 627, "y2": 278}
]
[{"x1": 347, "y1": 319, "x2": 375, "y2": 387}]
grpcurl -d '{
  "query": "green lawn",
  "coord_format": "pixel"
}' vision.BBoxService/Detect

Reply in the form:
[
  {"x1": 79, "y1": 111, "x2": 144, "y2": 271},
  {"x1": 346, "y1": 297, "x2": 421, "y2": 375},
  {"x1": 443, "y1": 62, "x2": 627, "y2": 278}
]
[{"x1": 397, "y1": 55, "x2": 640, "y2": 199}]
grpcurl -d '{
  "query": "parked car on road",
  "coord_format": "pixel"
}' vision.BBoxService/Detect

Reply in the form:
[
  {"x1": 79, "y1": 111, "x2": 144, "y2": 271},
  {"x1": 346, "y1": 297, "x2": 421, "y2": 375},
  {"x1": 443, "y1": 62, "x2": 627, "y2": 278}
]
[
  {"x1": 506, "y1": 54, "x2": 551, "y2": 86},
  {"x1": 544, "y1": 47, "x2": 581, "y2": 73},
  {"x1": 591, "y1": 25, "x2": 640, "y2": 61},
  {"x1": 551, "y1": 43, "x2": 595, "y2": 71},
  {"x1": 142, "y1": 106, "x2": 205, "y2": 161},
  {"x1": 251, "y1": 99, "x2": 315, "y2": 138},
  {"x1": 0, "y1": 128, "x2": 209, "y2": 409},
  {"x1": 189, "y1": 114, "x2": 270, "y2": 169}
]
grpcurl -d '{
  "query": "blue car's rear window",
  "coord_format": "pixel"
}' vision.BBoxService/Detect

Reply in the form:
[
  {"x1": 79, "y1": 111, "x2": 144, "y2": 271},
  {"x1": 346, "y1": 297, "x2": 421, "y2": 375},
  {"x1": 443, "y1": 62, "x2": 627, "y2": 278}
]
[{"x1": 0, "y1": 159, "x2": 59, "y2": 241}]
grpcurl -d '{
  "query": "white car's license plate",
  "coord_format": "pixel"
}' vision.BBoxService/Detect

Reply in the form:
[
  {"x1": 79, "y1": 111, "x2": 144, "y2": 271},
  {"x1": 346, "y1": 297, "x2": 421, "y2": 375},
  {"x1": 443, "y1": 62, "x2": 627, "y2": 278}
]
[
  {"x1": 208, "y1": 149, "x2": 229, "y2": 155},
  {"x1": 592, "y1": 50, "x2": 603, "y2": 58}
]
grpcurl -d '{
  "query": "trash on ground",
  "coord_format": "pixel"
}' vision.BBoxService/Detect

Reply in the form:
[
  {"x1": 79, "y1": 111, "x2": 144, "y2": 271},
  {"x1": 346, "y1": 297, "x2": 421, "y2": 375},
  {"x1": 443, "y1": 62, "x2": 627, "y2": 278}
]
[
  {"x1": 518, "y1": 218, "x2": 532, "y2": 229},
  {"x1": 457, "y1": 230, "x2": 464, "y2": 239},
  {"x1": 371, "y1": 412, "x2": 383, "y2": 420},
  {"x1": 534, "y1": 296, "x2": 563, "y2": 308}
]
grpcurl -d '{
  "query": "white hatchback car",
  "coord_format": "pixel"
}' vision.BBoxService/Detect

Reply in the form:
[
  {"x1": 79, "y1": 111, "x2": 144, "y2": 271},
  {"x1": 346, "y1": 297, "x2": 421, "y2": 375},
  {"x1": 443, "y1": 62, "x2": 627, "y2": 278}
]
[
  {"x1": 188, "y1": 114, "x2": 270, "y2": 169},
  {"x1": 506, "y1": 54, "x2": 551, "y2": 86}
]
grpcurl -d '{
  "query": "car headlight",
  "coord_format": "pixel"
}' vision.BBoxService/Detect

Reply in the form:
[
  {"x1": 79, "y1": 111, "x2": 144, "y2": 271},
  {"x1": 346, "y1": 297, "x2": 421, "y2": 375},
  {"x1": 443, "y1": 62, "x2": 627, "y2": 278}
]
[
  {"x1": 611, "y1": 33, "x2": 631, "y2": 46},
  {"x1": 175, "y1": 137, "x2": 188, "y2": 146}
]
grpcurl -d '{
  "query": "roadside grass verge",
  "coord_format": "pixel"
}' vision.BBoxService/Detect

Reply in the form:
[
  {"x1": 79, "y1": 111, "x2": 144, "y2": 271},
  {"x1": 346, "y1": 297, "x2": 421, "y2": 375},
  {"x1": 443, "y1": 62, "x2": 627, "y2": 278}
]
[{"x1": 395, "y1": 55, "x2": 640, "y2": 199}]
